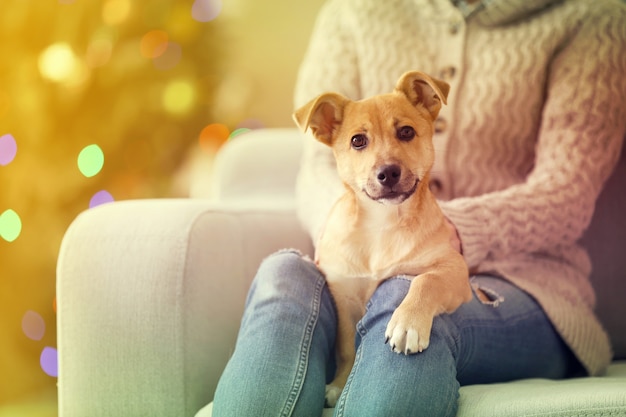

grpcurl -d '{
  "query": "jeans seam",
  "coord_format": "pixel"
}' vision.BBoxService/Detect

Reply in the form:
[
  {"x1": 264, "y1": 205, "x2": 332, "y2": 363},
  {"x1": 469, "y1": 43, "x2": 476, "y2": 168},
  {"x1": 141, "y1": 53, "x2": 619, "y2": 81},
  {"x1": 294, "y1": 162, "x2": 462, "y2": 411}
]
[{"x1": 280, "y1": 268, "x2": 325, "y2": 417}]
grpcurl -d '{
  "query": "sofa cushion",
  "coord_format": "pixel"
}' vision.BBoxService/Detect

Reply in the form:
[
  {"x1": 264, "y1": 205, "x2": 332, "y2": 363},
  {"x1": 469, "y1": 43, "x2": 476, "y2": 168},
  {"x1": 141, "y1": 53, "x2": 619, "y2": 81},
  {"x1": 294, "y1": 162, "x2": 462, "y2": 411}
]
[
  {"x1": 457, "y1": 361, "x2": 626, "y2": 417},
  {"x1": 197, "y1": 361, "x2": 626, "y2": 417}
]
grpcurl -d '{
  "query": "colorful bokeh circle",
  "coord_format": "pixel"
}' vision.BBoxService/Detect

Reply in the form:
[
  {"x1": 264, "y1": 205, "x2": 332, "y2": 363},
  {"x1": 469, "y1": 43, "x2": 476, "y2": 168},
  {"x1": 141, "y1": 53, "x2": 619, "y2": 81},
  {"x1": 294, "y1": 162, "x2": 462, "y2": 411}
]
[
  {"x1": 89, "y1": 190, "x2": 115, "y2": 208},
  {"x1": 40, "y1": 347, "x2": 58, "y2": 377},
  {"x1": 162, "y1": 79, "x2": 196, "y2": 115},
  {"x1": 199, "y1": 123, "x2": 229, "y2": 153},
  {"x1": 0, "y1": 133, "x2": 17, "y2": 166},
  {"x1": 22, "y1": 310, "x2": 46, "y2": 341},
  {"x1": 0, "y1": 209, "x2": 22, "y2": 242},
  {"x1": 77, "y1": 144, "x2": 104, "y2": 177},
  {"x1": 191, "y1": 0, "x2": 222, "y2": 22},
  {"x1": 153, "y1": 42, "x2": 182, "y2": 70},
  {"x1": 140, "y1": 30, "x2": 169, "y2": 59}
]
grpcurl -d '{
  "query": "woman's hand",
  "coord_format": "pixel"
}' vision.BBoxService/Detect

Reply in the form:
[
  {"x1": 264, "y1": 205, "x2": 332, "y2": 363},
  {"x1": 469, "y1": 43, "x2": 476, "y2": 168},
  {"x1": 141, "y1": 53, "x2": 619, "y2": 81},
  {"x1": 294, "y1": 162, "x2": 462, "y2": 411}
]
[{"x1": 445, "y1": 218, "x2": 462, "y2": 254}]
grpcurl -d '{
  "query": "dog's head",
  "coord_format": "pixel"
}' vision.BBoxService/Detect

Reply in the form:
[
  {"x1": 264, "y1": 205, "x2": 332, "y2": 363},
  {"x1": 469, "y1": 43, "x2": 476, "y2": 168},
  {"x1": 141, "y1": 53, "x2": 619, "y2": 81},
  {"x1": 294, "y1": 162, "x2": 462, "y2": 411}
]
[{"x1": 294, "y1": 71, "x2": 449, "y2": 205}]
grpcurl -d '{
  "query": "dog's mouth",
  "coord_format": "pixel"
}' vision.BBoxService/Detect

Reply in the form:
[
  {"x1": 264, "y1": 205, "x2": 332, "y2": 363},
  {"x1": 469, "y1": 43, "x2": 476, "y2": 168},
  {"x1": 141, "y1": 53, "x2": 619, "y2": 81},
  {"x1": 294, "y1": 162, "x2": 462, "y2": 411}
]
[{"x1": 364, "y1": 179, "x2": 419, "y2": 204}]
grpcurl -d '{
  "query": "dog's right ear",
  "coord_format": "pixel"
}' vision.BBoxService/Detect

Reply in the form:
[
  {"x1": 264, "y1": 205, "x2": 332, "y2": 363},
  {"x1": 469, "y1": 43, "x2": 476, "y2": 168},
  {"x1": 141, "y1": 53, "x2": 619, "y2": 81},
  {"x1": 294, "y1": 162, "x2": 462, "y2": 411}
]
[{"x1": 293, "y1": 93, "x2": 349, "y2": 146}]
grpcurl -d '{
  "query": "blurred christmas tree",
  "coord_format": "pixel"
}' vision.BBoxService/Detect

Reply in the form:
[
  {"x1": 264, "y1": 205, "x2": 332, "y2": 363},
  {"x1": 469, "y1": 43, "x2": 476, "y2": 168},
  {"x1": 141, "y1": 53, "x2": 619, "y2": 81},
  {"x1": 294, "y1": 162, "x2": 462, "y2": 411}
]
[{"x1": 0, "y1": 0, "x2": 223, "y2": 406}]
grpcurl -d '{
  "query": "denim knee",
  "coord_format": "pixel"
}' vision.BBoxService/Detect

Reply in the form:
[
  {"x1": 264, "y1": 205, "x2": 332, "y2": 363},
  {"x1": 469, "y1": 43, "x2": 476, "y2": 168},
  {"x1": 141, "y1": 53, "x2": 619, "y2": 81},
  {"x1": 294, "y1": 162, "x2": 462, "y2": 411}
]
[
  {"x1": 250, "y1": 249, "x2": 319, "y2": 294},
  {"x1": 257, "y1": 249, "x2": 316, "y2": 279},
  {"x1": 340, "y1": 277, "x2": 460, "y2": 417},
  {"x1": 216, "y1": 249, "x2": 332, "y2": 417}
]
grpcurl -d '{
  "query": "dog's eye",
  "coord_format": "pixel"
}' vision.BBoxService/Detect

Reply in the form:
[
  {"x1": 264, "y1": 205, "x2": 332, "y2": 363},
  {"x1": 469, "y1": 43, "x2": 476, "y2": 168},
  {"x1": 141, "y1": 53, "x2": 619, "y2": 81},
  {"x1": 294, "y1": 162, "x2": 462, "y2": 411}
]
[
  {"x1": 397, "y1": 126, "x2": 416, "y2": 141},
  {"x1": 351, "y1": 134, "x2": 368, "y2": 150}
]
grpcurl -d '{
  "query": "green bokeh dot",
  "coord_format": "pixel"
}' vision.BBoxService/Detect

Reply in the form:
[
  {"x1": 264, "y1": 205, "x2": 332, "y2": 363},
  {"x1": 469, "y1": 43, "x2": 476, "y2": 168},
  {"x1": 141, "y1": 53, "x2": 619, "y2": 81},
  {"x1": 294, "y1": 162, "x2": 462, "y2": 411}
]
[
  {"x1": 77, "y1": 144, "x2": 104, "y2": 177},
  {"x1": 229, "y1": 128, "x2": 251, "y2": 139},
  {"x1": 0, "y1": 209, "x2": 22, "y2": 242}
]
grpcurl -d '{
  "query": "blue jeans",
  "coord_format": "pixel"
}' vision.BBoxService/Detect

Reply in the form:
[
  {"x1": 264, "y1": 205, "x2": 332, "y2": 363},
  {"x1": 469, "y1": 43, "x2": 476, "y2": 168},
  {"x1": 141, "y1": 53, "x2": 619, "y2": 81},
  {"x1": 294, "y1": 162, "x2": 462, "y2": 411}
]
[{"x1": 213, "y1": 250, "x2": 576, "y2": 417}]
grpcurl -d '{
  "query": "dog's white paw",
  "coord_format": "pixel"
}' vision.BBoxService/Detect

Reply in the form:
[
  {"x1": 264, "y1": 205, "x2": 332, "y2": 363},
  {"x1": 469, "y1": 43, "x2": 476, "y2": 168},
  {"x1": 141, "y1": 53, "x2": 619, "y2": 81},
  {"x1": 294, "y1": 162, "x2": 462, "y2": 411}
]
[
  {"x1": 384, "y1": 309, "x2": 432, "y2": 355},
  {"x1": 325, "y1": 384, "x2": 342, "y2": 408}
]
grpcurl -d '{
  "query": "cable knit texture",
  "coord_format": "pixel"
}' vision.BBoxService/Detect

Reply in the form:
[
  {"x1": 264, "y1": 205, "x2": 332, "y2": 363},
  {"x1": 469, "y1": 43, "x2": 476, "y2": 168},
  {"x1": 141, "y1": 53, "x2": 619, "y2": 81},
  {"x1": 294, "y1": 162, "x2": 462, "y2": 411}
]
[{"x1": 294, "y1": 0, "x2": 626, "y2": 376}]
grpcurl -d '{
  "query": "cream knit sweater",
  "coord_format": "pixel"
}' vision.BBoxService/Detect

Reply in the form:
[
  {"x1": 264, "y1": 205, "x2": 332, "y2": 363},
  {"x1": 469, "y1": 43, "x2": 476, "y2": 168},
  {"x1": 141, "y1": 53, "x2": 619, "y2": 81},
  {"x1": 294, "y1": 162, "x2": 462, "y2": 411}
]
[{"x1": 293, "y1": 0, "x2": 626, "y2": 376}]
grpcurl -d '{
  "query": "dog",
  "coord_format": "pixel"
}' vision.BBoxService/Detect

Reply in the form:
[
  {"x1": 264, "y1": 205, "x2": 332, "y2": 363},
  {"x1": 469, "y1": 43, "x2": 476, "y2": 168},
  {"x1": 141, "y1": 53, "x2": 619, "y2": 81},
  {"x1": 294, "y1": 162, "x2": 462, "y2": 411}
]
[{"x1": 293, "y1": 71, "x2": 473, "y2": 406}]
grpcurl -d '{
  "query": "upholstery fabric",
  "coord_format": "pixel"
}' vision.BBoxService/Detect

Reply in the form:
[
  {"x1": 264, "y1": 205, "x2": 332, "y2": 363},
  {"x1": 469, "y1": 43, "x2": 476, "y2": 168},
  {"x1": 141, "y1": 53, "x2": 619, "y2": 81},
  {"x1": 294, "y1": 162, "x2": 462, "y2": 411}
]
[{"x1": 196, "y1": 362, "x2": 626, "y2": 417}]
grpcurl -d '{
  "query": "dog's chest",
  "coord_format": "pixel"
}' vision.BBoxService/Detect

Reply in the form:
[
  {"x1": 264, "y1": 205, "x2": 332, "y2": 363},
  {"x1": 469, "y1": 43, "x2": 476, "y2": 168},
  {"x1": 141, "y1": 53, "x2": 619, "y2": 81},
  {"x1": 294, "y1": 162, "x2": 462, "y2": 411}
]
[{"x1": 316, "y1": 213, "x2": 427, "y2": 281}]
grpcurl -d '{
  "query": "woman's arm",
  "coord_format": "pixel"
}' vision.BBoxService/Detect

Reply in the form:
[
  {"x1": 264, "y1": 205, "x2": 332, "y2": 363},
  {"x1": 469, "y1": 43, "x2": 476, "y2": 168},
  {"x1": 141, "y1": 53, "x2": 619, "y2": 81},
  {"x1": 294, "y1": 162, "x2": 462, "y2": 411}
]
[{"x1": 440, "y1": 6, "x2": 626, "y2": 270}]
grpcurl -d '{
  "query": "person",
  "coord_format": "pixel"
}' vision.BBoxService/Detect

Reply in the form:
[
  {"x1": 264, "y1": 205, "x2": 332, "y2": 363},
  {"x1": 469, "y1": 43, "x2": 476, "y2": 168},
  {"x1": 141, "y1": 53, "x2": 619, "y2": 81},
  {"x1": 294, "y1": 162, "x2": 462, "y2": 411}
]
[{"x1": 212, "y1": 0, "x2": 626, "y2": 415}]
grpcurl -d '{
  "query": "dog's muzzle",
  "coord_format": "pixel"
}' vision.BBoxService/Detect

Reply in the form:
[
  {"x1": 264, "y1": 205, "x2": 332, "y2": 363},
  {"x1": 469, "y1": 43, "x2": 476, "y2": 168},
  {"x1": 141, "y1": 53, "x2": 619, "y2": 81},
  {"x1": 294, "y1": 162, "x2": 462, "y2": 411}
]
[{"x1": 364, "y1": 164, "x2": 419, "y2": 204}]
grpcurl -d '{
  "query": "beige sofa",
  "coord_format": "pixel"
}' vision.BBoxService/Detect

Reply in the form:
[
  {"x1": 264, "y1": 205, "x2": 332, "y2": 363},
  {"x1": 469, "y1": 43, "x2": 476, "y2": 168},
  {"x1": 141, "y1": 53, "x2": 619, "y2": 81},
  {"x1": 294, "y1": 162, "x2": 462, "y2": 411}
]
[{"x1": 57, "y1": 128, "x2": 626, "y2": 416}]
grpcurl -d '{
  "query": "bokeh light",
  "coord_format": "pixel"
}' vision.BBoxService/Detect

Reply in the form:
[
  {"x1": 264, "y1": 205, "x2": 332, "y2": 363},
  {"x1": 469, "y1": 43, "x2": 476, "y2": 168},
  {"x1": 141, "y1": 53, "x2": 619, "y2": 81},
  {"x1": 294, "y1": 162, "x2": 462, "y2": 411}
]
[
  {"x1": 229, "y1": 127, "x2": 251, "y2": 139},
  {"x1": 38, "y1": 43, "x2": 80, "y2": 83},
  {"x1": 162, "y1": 79, "x2": 196, "y2": 115},
  {"x1": 0, "y1": 209, "x2": 22, "y2": 242},
  {"x1": 237, "y1": 118, "x2": 265, "y2": 130},
  {"x1": 22, "y1": 311, "x2": 45, "y2": 341},
  {"x1": 40, "y1": 347, "x2": 58, "y2": 378},
  {"x1": 2, "y1": 0, "x2": 225, "y2": 404},
  {"x1": 89, "y1": 190, "x2": 115, "y2": 208},
  {"x1": 153, "y1": 42, "x2": 182, "y2": 70},
  {"x1": 86, "y1": 38, "x2": 114, "y2": 68},
  {"x1": 199, "y1": 123, "x2": 229, "y2": 153},
  {"x1": 140, "y1": 30, "x2": 169, "y2": 59},
  {"x1": 0, "y1": 133, "x2": 17, "y2": 166},
  {"x1": 77, "y1": 144, "x2": 105, "y2": 178},
  {"x1": 102, "y1": 0, "x2": 132, "y2": 26},
  {"x1": 191, "y1": 0, "x2": 222, "y2": 22}
]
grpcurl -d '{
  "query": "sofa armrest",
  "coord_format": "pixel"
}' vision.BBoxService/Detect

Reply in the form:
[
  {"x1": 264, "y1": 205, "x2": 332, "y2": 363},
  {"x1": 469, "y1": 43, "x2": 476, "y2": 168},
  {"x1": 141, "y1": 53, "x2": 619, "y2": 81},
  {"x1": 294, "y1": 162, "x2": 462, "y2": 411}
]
[{"x1": 56, "y1": 199, "x2": 313, "y2": 417}]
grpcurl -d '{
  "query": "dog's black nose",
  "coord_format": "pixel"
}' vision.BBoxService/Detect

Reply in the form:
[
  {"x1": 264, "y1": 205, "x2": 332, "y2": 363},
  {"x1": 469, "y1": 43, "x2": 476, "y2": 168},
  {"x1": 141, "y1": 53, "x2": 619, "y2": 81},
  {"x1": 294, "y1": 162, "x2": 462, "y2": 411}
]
[{"x1": 377, "y1": 164, "x2": 401, "y2": 187}]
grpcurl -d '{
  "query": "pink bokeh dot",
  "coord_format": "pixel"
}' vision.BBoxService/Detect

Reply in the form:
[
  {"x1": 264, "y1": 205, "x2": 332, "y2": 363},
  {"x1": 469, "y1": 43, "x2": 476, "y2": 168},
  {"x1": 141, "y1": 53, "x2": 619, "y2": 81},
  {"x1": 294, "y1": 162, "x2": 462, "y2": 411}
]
[
  {"x1": 0, "y1": 133, "x2": 17, "y2": 166},
  {"x1": 22, "y1": 310, "x2": 45, "y2": 341},
  {"x1": 153, "y1": 42, "x2": 182, "y2": 70},
  {"x1": 191, "y1": 0, "x2": 222, "y2": 22}
]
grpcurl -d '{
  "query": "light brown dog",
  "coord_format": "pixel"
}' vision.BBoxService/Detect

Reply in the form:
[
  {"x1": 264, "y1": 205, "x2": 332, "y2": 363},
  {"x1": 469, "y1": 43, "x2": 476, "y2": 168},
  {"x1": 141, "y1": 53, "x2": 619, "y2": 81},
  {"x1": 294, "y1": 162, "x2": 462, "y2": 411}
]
[{"x1": 293, "y1": 70, "x2": 472, "y2": 406}]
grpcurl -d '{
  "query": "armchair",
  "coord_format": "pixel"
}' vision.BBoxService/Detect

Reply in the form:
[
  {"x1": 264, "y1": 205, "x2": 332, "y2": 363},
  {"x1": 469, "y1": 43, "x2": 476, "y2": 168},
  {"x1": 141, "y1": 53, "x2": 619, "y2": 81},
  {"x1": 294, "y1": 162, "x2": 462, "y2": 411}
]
[{"x1": 57, "y1": 128, "x2": 626, "y2": 417}]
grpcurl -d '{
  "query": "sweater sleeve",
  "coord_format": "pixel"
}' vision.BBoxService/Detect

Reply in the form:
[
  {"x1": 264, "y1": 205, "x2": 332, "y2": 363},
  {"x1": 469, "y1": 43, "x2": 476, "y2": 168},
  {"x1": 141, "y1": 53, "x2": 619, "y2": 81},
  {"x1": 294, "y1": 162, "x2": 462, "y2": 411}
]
[
  {"x1": 439, "y1": 6, "x2": 626, "y2": 270},
  {"x1": 294, "y1": 0, "x2": 361, "y2": 242}
]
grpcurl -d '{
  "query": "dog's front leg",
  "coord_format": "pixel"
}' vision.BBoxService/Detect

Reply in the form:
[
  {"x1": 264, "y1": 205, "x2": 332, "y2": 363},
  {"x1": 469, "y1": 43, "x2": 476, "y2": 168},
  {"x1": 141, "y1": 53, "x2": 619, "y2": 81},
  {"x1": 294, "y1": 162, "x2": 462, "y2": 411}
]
[{"x1": 385, "y1": 254, "x2": 471, "y2": 354}]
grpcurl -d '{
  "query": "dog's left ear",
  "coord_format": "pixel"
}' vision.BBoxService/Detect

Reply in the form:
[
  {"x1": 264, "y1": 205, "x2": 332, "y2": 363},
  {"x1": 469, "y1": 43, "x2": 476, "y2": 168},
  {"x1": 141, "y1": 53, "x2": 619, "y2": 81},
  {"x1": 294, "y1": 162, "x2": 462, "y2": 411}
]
[
  {"x1": 395, "y1": 71, "x2": 449, "y2": 120},
  {"x1": 293, "y1": 92, "x2": 349, "y2": 146}
]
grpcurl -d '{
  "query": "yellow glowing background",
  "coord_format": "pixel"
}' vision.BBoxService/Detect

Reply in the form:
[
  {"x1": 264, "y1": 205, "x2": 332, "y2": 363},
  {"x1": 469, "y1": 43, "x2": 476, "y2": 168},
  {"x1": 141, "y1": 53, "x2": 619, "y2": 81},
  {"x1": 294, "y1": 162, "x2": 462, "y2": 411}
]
[{"x1": 0, "y1": 0, "x2": 323, "y2": 414}]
